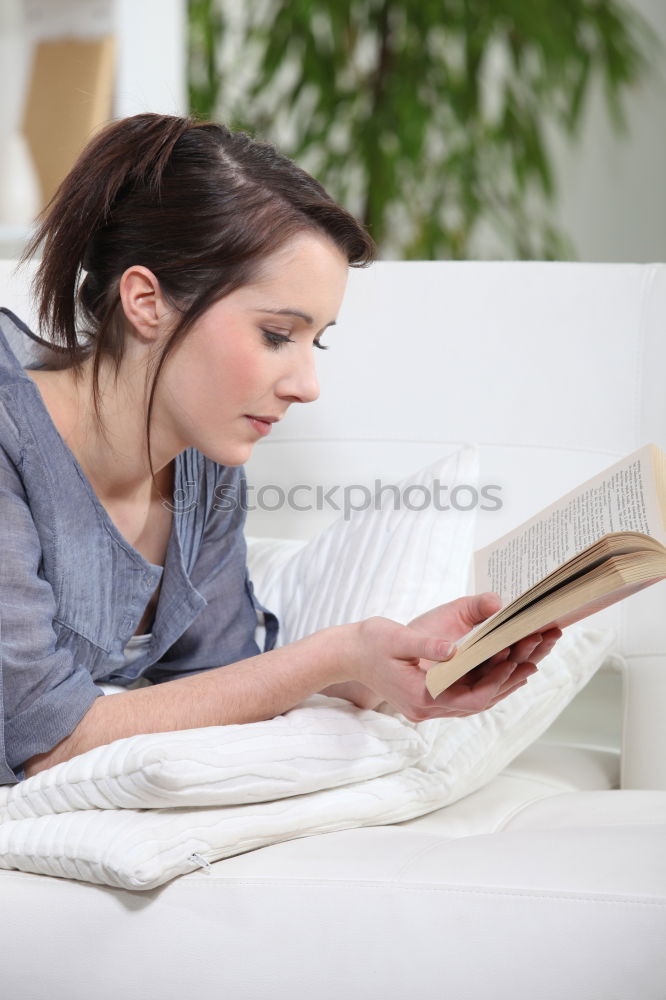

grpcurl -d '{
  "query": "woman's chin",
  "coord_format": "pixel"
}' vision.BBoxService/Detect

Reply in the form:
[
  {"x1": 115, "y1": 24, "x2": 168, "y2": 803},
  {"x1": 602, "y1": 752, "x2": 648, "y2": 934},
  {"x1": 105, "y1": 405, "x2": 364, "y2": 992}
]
[{"x1": 203, "y1": 442, "x2": 255, "y2": 467}]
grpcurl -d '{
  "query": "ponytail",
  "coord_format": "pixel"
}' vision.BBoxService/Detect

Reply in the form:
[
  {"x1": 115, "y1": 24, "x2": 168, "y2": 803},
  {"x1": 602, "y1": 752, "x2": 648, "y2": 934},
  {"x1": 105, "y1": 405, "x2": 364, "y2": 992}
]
[{"x1": 22, "y1": 115, "x2": 193, "y2": 358}]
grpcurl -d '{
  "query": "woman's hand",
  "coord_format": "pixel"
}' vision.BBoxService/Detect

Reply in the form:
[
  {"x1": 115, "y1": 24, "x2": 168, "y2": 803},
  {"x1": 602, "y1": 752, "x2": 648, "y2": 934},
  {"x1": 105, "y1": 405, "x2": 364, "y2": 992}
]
[
  {"x1": 325, "y1": 594, "x2": 562, "y2": 722},
  {"x1": 408, "y1": 592, "x2": 562, "y2": 713}
]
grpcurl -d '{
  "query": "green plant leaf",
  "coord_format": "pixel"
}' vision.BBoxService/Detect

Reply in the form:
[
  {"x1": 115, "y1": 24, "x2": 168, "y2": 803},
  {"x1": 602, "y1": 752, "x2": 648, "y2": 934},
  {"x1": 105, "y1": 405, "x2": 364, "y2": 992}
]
[{"x1": 188, "y1": 0, "x2": 656, "y2": 259}]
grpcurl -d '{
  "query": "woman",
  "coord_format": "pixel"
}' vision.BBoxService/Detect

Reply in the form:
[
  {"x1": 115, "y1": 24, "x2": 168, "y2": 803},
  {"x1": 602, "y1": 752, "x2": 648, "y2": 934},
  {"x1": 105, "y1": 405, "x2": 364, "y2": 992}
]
[{"x1": 0, "y1": 114, "x2": 560, "y2": 785}]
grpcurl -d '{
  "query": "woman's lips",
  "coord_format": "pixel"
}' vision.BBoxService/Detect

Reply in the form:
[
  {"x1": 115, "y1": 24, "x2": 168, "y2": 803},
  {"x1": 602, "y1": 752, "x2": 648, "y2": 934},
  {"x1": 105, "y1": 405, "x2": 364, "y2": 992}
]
[{"x1": 246, "y1": 416, "x2": 275, "y2": 436}]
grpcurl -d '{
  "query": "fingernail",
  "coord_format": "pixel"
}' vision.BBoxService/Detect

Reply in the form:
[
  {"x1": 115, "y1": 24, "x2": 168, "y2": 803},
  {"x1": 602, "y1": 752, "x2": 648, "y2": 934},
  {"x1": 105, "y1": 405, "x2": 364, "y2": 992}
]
[{"x1": 438, "y1": 641, "x2": 453, "y2": 659}]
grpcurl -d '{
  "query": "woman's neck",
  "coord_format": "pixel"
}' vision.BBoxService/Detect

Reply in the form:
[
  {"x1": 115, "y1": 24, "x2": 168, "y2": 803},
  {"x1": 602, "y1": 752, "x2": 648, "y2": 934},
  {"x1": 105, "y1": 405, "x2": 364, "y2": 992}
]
[{"x1": 24, "y1": 356, "x2": 175, "y2": 506}]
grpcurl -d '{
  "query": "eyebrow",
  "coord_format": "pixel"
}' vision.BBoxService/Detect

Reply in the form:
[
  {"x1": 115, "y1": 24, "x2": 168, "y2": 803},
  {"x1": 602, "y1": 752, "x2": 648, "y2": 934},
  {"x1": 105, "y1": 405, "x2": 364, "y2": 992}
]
[{"x1": 256, "y1": 307, "x2": 337, "y2": 329}]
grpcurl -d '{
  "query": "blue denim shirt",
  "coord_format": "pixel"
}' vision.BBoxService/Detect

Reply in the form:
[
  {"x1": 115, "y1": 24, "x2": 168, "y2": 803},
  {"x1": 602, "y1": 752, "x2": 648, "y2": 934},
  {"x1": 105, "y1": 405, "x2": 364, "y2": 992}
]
[{"x1": 0, "y1": 308, "x2": 277, "y2": 785}]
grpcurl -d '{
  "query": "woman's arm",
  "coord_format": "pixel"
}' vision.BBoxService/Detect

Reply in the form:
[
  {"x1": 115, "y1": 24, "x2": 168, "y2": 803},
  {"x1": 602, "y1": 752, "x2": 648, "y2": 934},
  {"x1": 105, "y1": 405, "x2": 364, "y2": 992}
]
[
  {"x1": 24, "y1": 595, "x2": 561, "y2": 777},
  {"x1": 23, "y1": 625, "x2": 350, "y2": 776}
]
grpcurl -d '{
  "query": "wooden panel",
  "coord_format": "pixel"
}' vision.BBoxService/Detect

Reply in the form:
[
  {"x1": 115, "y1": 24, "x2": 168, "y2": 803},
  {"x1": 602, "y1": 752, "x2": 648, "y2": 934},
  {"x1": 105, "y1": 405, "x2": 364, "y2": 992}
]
[{"x1": 22, "y1": 36, "x2": 115, "y2": 209}]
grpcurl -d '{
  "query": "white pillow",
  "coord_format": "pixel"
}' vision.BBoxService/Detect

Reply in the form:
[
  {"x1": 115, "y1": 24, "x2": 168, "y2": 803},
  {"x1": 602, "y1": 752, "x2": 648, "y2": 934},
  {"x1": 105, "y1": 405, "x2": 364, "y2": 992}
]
[
  {"x1": 0, "y1": 628, "x2": 615, "y2": 890},
  {"x1": 0, "y1": 696, "x2": 427, "y2": 819},
  {"x1": 250, "y1": 445, "x2": 480, "y2": 643}
]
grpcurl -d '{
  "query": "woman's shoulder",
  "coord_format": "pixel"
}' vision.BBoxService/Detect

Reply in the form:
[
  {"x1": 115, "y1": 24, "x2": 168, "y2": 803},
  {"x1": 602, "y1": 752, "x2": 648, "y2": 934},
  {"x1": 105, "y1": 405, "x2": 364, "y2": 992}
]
[{"x1": 0, "y1": 309, "x2": 31, "y2": 382}]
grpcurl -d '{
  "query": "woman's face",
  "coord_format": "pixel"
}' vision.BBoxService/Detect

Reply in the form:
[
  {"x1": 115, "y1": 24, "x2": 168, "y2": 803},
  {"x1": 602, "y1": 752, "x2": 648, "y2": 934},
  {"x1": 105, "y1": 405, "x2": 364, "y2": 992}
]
[{"x1": 155, "y1": 231, "x2": 349, "y2": 466}]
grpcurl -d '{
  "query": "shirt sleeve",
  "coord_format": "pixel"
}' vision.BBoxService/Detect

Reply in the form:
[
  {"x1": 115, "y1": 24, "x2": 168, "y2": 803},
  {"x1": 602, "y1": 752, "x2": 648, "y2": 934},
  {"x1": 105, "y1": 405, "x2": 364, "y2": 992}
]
[
  {"x1": 144, "y1": 462, "x2": 279, "y2": 684},
  {"x1": 0, "y1": 442, "x2": 103, "y2": 784}
]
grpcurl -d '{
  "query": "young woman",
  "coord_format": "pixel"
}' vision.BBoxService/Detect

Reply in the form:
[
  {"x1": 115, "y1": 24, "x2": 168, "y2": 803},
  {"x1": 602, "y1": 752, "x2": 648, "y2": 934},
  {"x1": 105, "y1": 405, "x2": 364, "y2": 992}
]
[{"x1": 0, "y1": 114, "x2": 560, "y2": 785}]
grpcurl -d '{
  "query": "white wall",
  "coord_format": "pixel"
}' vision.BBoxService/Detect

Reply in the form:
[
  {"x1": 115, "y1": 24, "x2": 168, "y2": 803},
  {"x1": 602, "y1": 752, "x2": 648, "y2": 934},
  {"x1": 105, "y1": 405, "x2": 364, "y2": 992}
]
[
  {"x1": 549, "y1": 0, "x2": 666, "y2": 263},
  {"x1": 114, "y1": 0, "x2": 187, "y2": 117}
]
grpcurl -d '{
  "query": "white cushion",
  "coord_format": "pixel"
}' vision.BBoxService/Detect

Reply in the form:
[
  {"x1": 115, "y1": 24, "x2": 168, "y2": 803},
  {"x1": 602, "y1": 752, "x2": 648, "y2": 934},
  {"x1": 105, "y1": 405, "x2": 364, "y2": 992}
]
[
  {"x1": 250, "y1": 445, "x2": 480, "y2": 640},
  {"x1": 0, "y1": 697, "x2": 426, "y2": 818},
  {"x1": 0, "y1": 626, "x2": 614, "y2": 890}
]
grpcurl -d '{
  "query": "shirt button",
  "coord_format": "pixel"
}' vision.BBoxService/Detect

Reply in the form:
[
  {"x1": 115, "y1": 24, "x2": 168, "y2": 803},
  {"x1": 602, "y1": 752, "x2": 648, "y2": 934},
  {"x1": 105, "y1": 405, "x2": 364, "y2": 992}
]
[{"x1": 143, "y1": 574, "x2": 153, "y2": 589}]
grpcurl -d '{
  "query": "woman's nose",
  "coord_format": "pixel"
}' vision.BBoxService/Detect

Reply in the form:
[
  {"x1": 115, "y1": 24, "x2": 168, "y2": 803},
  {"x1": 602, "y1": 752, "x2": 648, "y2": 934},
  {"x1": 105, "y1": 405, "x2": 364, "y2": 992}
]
[{"x1": 276, "y1": 350, "x2": 320, "y2": 404}]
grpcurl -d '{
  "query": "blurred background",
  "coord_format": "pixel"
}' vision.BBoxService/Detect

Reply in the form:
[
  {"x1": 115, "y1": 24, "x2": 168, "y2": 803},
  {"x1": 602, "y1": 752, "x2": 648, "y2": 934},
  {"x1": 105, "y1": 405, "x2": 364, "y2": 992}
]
[{"x1": 0, "y1": 0, "x2": 664, "y2": 262}]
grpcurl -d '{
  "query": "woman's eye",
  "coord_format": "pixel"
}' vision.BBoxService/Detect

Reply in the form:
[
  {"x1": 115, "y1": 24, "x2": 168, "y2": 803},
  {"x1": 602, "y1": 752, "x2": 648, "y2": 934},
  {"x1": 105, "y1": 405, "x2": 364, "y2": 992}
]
[
  {"x1": 262, "y1": 329, "x2": 330, "y2": 351},
  {"x1": 262, "y1": 330, "x2": 293, "y2": 350}
]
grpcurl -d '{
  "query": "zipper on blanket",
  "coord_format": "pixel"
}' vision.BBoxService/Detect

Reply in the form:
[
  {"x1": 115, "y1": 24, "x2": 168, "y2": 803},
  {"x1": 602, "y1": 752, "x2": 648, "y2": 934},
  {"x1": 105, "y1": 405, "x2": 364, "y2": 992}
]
[{"x1": 188, "y1": 852, "x2": 213, "y2": 873}]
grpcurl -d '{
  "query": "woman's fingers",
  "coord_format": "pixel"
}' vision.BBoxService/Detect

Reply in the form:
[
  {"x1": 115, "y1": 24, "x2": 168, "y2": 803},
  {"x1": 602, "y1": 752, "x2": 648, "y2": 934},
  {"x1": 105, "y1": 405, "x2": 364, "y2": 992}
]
[
  {"x1": 410, "y1": 623, "x2": 563, "y2": 719},
  {"x1": 486, "y1": 675, "x2": 531, "y2": 708},
  {"x1": 360, "y1": 618, "x2": 454, "y2": 667},
  {"x1": 454, "y1": 592, "x2": 503, "y2": 631},
  {"x1": 464, "y1": 636, "x2": 542, "y2": 685},
  {"x1": 464, "y1": 626, "x2": 561, "y2": 682},
  {"x1": 508, "y1": 633, "x2": 546, "y2": 664},
  {"x1": 410, "y1": 634, "x2": 454, "y2": 663},
  {"x1": 495, "y1": 661, "x2": 538, "y2": 694},
  {"x1": 434, "y1": 659, "x2": 520, "y2": 713},
  {"x1": 529, "y1": 628, "x2": 562, "y2": 664}
]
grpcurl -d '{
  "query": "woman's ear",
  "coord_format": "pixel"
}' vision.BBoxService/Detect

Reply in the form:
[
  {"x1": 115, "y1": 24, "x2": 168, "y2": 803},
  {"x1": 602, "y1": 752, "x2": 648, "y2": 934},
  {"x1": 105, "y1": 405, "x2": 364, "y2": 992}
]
[{"x1": 118, "y1": 266, "x2": 172, "y2": 342}]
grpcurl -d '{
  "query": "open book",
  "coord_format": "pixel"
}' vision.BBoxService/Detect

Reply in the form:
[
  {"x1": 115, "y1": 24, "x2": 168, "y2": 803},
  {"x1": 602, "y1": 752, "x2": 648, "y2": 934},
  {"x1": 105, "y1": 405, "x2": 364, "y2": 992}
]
[{"x1": 426, "y1": 444, "x2": 666, "y2": 698}]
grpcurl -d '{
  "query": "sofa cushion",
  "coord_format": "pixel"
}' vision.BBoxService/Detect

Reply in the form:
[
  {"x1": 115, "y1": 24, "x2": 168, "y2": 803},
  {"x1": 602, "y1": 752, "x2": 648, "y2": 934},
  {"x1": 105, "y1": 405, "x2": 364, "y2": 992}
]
[
  {"x1": 1, "y1": 803, "x2": 665, "y2": 1000},
  {"x1": 249, "y1": 445, "x2": 480, "y2": 640}
]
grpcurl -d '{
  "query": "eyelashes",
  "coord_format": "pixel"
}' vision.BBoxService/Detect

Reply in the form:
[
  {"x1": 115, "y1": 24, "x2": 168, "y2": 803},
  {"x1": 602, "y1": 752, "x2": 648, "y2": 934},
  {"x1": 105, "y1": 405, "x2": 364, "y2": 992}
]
[
  {"x1": 261, "y1": 330, "x2": 329, "y2": 351},
  {"x1": 261, "y1": 331, "x2": 291, "y2": 351}
]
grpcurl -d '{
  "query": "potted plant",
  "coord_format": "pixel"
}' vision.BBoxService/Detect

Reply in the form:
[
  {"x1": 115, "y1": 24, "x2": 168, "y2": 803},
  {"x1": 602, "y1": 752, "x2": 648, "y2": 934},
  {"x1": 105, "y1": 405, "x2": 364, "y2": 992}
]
[{"x1": 189, "y1": 0, "x2": 655, "y2": 258}]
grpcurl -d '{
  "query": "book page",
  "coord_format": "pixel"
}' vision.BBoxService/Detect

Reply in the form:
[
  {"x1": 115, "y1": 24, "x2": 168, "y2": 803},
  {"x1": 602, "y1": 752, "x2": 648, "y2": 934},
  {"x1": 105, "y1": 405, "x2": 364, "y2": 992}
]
[{"x1": 475, "y1": 445, "x2": 666, "y2": 604}]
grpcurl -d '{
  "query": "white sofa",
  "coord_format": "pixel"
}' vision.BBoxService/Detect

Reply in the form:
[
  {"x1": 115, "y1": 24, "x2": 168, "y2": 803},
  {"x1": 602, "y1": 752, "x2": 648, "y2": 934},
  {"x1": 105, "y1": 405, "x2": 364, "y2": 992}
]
[{"x1": 1, "y1": 258, "x2": 665, "y2": 999}]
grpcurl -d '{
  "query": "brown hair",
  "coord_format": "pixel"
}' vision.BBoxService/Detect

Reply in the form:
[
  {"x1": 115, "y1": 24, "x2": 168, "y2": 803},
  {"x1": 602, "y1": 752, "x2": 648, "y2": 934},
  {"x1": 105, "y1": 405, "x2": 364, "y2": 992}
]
[{"x1": 21, "y1": 113, "x2": 375, "y2": 487}]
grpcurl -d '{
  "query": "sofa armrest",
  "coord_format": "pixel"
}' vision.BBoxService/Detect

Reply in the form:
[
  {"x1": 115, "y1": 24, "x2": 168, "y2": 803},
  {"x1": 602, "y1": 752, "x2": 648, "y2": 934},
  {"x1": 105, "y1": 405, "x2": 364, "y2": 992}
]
[{"x1": 621, "y1": 655, "x2": 666, "y2": 789}]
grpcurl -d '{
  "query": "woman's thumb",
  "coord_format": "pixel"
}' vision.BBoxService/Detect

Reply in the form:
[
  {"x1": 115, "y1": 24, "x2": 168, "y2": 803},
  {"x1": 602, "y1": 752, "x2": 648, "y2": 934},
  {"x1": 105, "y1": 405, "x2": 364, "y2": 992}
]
[{"x1": 417, "y1": 635, "x2": 455, "y2": 665}]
